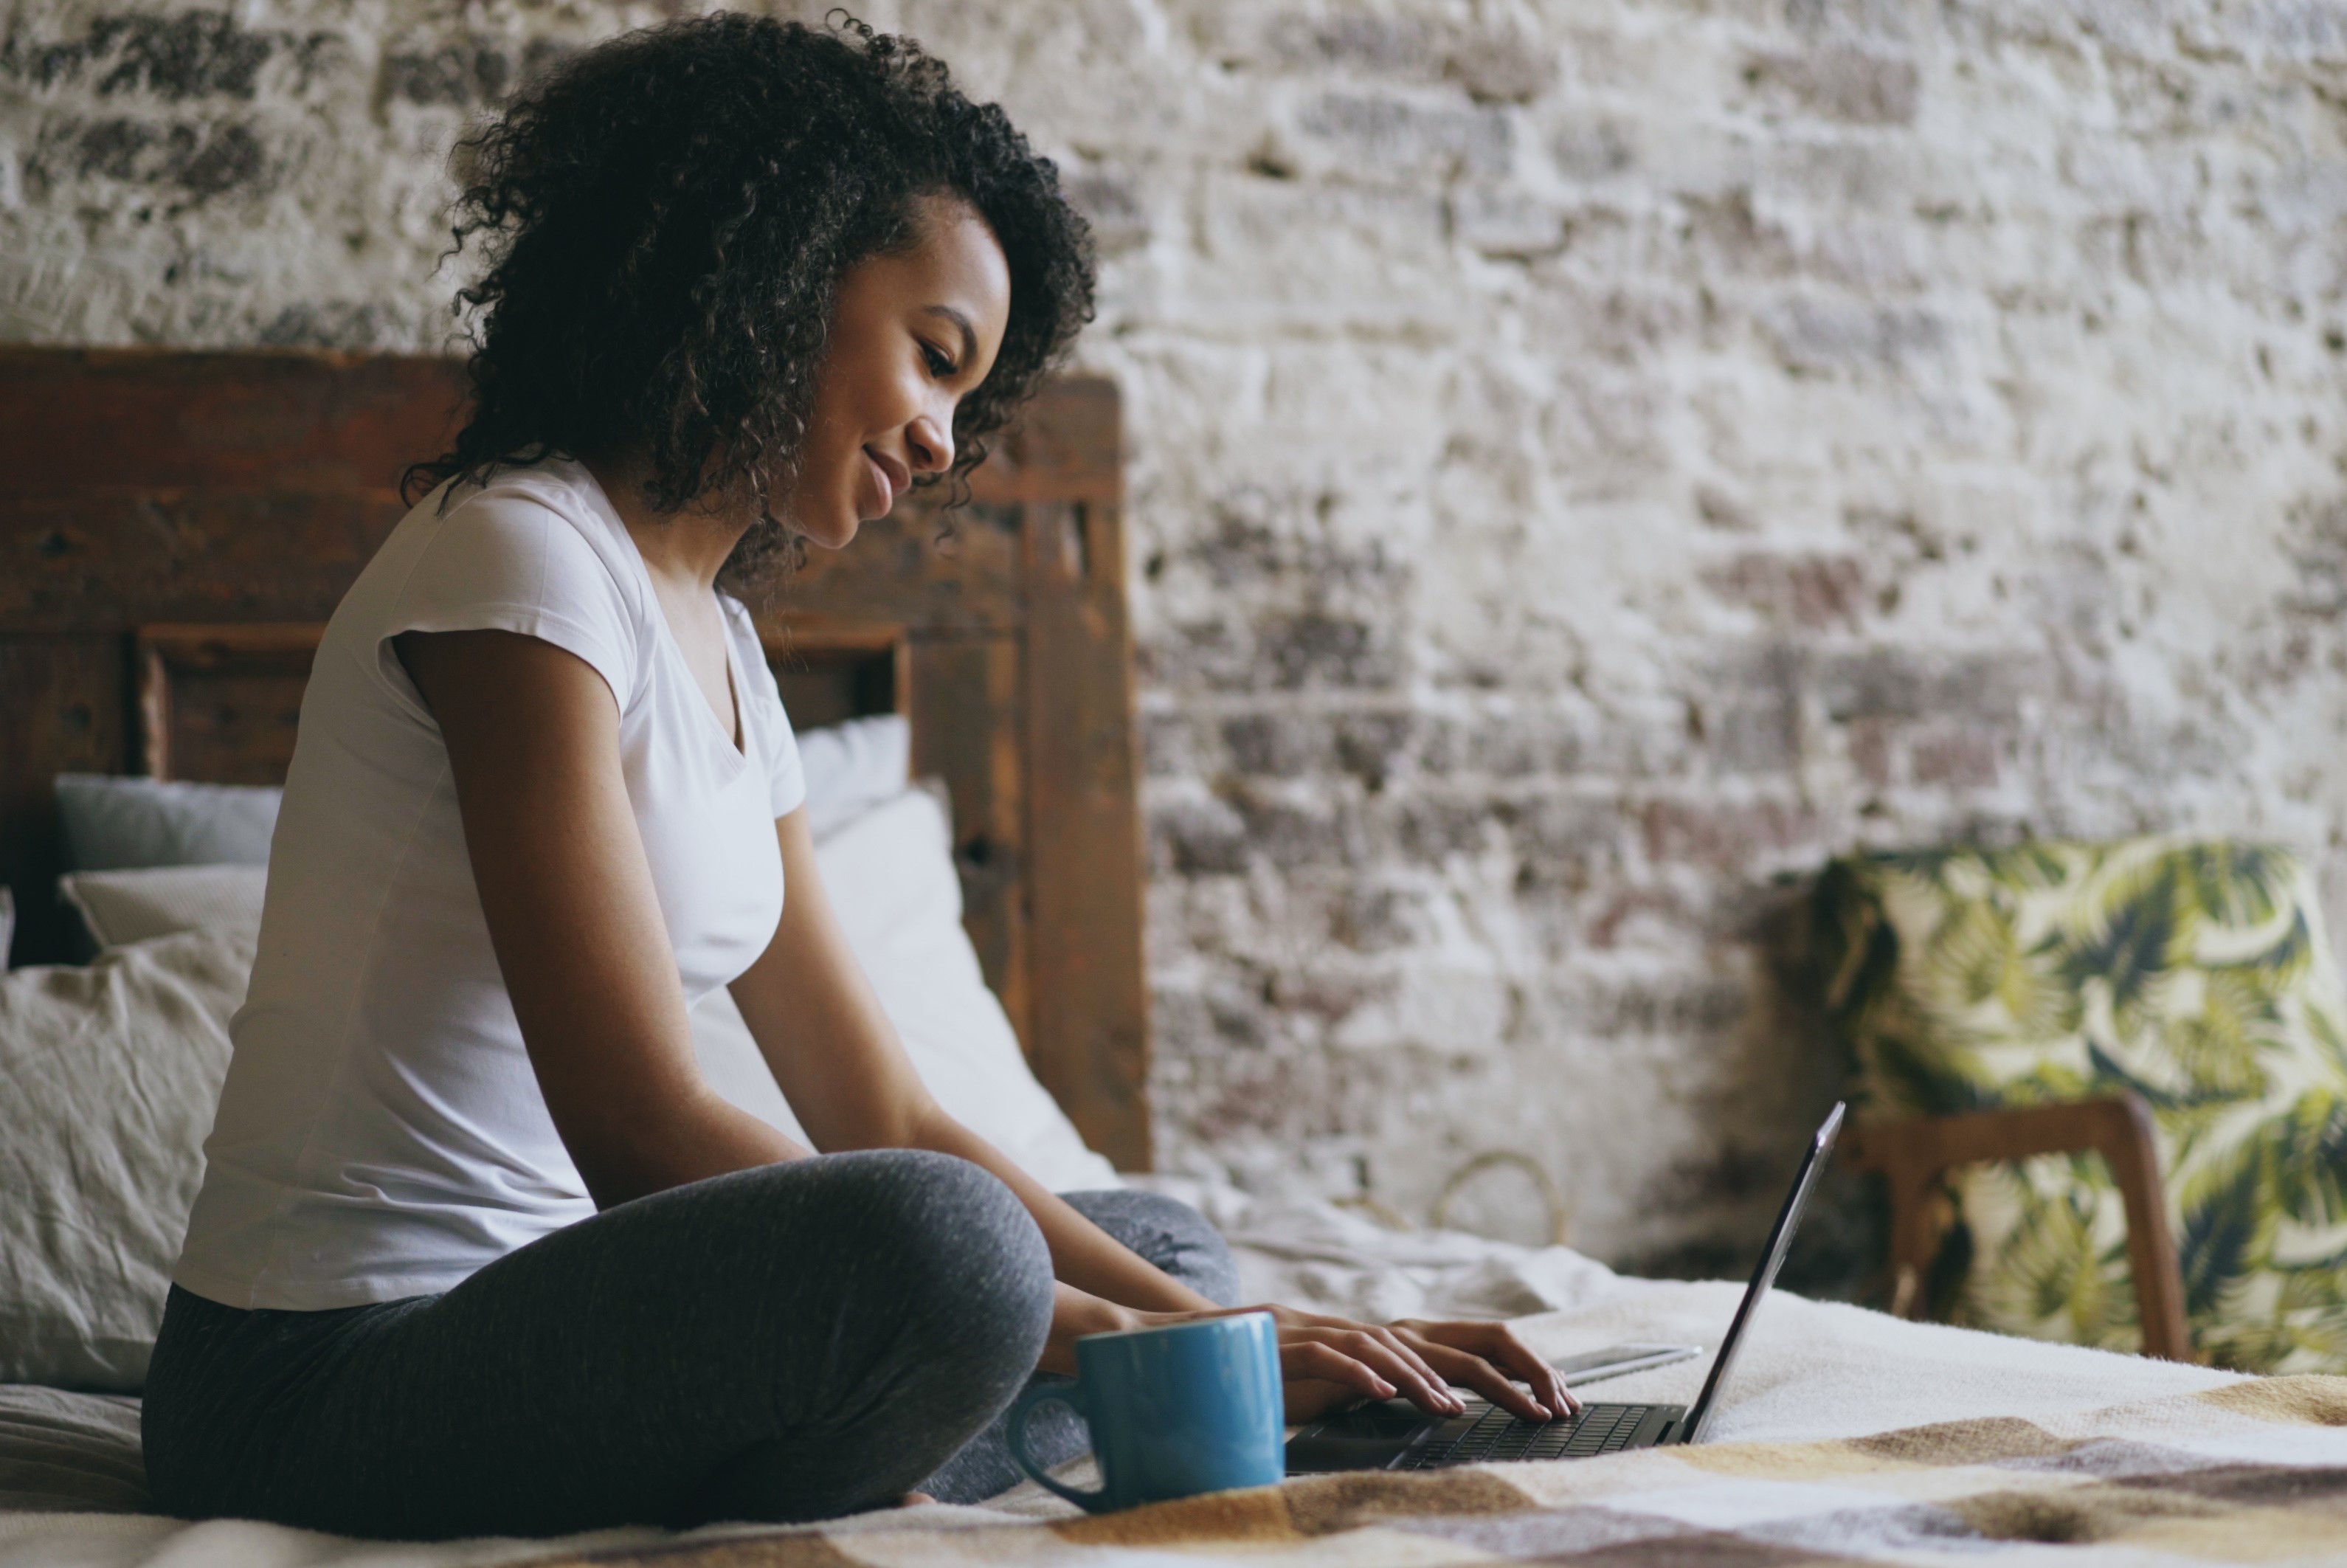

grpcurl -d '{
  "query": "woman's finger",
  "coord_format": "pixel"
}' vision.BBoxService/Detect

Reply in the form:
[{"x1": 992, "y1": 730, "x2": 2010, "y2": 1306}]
[
  {"x1": 1309, "y1": 1328, "x2": 1463, "y2": 1416},
  {"x1": 1397, "y1": 1320, "x2": 1580, "y2": 1420},
  {"x1": 1287, "y1": 1327, "x2": 1451, "y2": 1415},
  {"x1": 1359, "y1": 1324, "x2": 1449, "y2": 1401},
  {"x1": 1472, "y1": 1323, "x2": 1579, "y2": 1417},
  {"x1": 1414, "y1": 1342, "x2": 1550, "y2": 1423},
  {"x1": 1280, "y1": 1310, "x2": 1456, "y2": 1409},
  {"x1": 1423, "y1": 1321, "x2": 1578, "y2": 1418},
  {"x1": 1482, "y1": 1324, "x2": 1578, "y2": 1418}
]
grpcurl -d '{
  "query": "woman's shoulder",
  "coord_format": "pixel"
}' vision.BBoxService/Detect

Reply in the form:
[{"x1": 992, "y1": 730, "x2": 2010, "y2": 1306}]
[
  {"x1": 396, "y1": 460, "x2": 646, "y2": 618},
  {"x1": 443, "y1": 457, "x2": 637, "y2": 567},
  {"x1": 329, "y1": 457, "x2": 655, "y2": 711}
]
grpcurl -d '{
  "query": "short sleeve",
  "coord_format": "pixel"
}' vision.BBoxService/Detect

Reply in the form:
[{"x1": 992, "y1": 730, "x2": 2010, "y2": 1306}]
[
  {"x1": 384, "y1": 486, "x2": 640, "y2": 713},
  {"x1": 726, "y1": 601, "x2": 806, "y2": 820}
]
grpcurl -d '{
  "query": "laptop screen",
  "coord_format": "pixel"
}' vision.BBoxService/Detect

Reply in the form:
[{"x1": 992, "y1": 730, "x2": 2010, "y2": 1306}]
[{"x1": 1674, "y1": 1102, "x2": 1845, "y2": 1445}]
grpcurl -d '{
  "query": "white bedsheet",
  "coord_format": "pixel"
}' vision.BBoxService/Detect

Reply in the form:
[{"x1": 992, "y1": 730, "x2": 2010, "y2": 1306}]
[{"x1": 0, "y1": 1181, "x2": 2244, "y2": 1567}]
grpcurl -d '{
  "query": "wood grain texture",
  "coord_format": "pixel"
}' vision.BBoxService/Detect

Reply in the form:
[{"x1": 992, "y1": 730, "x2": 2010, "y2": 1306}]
[
  {"x1": 903, "y1": 637, "x2": 1030, "y2": 1051},
  {"x1": 1844, "y1": 1095, "x2": 2193, "y2": 1363},
  {"x1": 1023, "y1": 501, "x2": 1153, "y2": 1172},
  {"x1": 139, "y1": 624, "x2": 324, "y2": 784},
  {"x1": 0, "y1": 349, "x2": 1150, "y2": 1169}
]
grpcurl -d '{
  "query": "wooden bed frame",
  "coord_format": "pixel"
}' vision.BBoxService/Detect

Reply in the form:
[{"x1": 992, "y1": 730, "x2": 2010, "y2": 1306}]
[{"x1": 0, "y1": 348, "x2": 1152, "y2": 1171}]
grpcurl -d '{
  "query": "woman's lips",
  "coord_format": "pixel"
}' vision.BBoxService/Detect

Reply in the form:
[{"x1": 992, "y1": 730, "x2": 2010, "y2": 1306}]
[{"x1": 862, "y1": 446, "x2": 908, "y2": 518}]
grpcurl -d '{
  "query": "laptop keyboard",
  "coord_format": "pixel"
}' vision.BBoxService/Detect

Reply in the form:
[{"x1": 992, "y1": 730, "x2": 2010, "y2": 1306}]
[{"x1": 1401, "y1": 1403, "x2": 1653, "y2": 1468}]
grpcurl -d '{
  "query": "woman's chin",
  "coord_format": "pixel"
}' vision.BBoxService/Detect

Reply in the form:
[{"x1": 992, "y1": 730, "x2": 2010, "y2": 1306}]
[{"x1": 801, "y1": 511, "x2": 864, "y2": 551}]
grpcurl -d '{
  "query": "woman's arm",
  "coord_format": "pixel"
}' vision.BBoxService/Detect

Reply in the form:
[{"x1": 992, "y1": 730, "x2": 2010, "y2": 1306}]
[
  {"x1": 407, "y1": 627, "x2": 1567, "y2": 1421},
  {"x1": 728, "y1": 812, "x2": 1257, "y2": 1364},
  {"x1": 731, "y1": 812, "x2": 1574, "y2": 1420},
  {"x1": 397, "y1": 629, "x2": 813, "y2": 1204}
]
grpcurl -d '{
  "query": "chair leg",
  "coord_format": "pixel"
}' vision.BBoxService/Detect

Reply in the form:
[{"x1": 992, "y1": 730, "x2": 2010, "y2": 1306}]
[
  {"x1": 1847, "y1": 1095, "x2": 2194, "y2": 1361},
  {"x1": 2093, "y1": 1097, "x2": 2191, "y2": 1362}
]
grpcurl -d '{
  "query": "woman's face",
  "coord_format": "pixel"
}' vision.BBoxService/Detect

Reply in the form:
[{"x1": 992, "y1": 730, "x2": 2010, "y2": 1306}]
[{"x1": 785, "y1": 196, "x2": 1013, "y2": 549}]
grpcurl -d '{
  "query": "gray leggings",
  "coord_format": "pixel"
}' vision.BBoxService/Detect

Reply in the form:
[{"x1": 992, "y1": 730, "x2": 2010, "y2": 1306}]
[{"x1": 142, "y1": 1152, "x2": 1238, "y2": 1538}]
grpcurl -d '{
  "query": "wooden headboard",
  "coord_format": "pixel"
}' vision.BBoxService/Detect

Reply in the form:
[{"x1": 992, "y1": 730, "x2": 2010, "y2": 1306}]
[{"x1": 0, "y1": 348, "x2": 1151, "y2": 1170}]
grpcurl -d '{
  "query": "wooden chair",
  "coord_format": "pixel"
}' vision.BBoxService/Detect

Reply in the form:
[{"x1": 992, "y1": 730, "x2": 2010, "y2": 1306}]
[{"x1": 1842, "y1": 1094, "x2": 2193, "y2": 1362}]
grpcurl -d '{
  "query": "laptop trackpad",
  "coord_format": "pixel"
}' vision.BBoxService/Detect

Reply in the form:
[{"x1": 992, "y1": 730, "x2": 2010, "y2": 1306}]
[{"x1": 1287, "y1": 1399, "x2": 1451, "y2": 1473}]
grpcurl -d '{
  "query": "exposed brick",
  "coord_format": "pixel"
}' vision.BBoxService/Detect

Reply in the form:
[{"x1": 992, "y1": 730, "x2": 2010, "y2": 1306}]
[
  {"x1": 1329, "y1": 884, "x2": 1423, "y2": 953},
  {"x1": 1708, "y1": 697, "x2": 1802, "y2": 774},
  {"x1": 58, "y1": 116, "x2": 269, "y2": 198},
  {"x1": 1583, "y1": 887, "x2": 1689, "y2": 950},
  {"x1": 1641, "y1": 798, "x2": 1819, "y2": 871},
  {"x1": 1330, "y1": 709, "x2": 1415, "y2": 788},
  {"x1": 1767, "y1": 297, "x2": 1946, "y2": 376},
  {"x1": 1909, "y1": 725, "x2": 2002, "y2": 787},
  {"x1": 1259, "y1": 13, "x2": 1434, "y2": 76},
  {"x1": 1258, "y1": 611, "x2": 1400, "y2": 691},
  {"x1": 1295, "y1": 92, "x2": 1512, "y2": 184},
  {"x1": 15, "y1": 11, "x2": 273, "y2": 100},
  {"x1": 1151, "y1": 795, "x2": 1248, "y2": 877},
  {"x1": 1741, "y1": 47, "x2": 1921, "y2": 126},
  {"x1": 1811, "y1": 649, "x2": 2031, "y2": 725},
  {"x1": 1847, "y1": 718, "x2": 1894, "y2": 789},
  {"x1": 1701, "y1": 551, "x2": 1869, "y2": 629},
  {"x1": 1063, "y1": 168, "x2": 1149, "y2": 255},
  {"x1": 1231, "y1": 786, "x2": 1353, "y2": 871},
  {"x1": 381, "y1": 45, "x2": 511, "y2": 108}
]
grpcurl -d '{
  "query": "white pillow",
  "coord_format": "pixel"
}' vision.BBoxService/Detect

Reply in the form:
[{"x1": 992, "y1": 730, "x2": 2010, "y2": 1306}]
[
  {"x1": 50, "y1": 787, "x2": 1117, "y2": 1195},
  {"x1": 52, "y1": 774, "x2": 279, "y2": 871},
  {"x1": 56, "y1": 865, "x2": 269, "y2": 949},
  {"x1": 0, "y1": 930, "x2": 253, "y2": 1389},
  {"x1": 795, "y1": 714, "x2": 910, "y2": 837},
  {"x1": 696, "y1": 784, "x2": 1120, "y2": 1193}
]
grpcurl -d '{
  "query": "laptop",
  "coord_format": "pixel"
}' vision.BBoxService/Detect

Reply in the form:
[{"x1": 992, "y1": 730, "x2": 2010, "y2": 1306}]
[{"x1": 1286, "y1": 1101, "x2": 1845, "y2": 1472}]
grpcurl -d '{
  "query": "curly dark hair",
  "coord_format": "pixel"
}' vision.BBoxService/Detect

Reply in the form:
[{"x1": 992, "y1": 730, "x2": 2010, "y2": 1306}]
[{"x1": 404, "y1": 12, "x2": 1096, "y2": 585}]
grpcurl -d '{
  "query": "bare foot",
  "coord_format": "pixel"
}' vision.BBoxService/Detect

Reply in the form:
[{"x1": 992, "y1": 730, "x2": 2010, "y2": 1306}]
[{"x1": 899, "y1": 1491, "x2": 937, "y2": 1508}]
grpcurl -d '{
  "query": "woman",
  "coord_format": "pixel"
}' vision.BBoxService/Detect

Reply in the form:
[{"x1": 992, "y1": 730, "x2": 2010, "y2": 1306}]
[{"x1": 143, "y1": 15, "x2": 1575, "y2": 1539}]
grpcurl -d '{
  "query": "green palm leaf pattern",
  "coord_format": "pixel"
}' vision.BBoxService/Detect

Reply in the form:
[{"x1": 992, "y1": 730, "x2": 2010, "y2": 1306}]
[
  {"x1": 2175, "y1": 842, "x2": 2293, "y2": 930},
  {"x1": 1980, "y1": 1186, "x2": 2134, "y2": 1348},
  {"x1": 2266, "y1": 1088, "x2": 2347, "y2": 1229},
  {"x1": 2044, "y1": 854, "x2": 2185, "y2": 1043},
  {"x1": 2174, "y1": 1141, "x2": 2270, "y2": 1322},
  {"x1": 1823, "y1": 837, "x2": 2347, "y2": 1373},
  {"x1": 2162, "y1": 967, "x2": 2278, "y2": 1102}
]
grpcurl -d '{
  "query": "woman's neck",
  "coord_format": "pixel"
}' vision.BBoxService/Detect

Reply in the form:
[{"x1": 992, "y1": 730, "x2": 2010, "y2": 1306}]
[{"x1": 583, "y1": 455, "x2": 753, "y2": 593}]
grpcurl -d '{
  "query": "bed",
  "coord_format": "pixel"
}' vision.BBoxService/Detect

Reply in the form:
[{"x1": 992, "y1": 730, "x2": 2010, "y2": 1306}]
[{"x1": 0, "y1": 350, "x2": 2332, "y2": 1568}]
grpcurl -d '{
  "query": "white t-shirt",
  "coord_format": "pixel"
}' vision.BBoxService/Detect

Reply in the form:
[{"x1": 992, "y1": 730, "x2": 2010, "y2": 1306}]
[{"x1": 173, "y1": 459, "x2": 806, "y2": 1310}]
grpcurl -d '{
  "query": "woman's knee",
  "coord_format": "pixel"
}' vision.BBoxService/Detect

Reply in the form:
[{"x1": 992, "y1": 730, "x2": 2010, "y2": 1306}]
[
  {"x1": 827, "y1": 1150, "x2": 1054, "y2": 1371},
  {"x1": 1061, "y1": 1189, "x2": 1242, "y2": 1308}
]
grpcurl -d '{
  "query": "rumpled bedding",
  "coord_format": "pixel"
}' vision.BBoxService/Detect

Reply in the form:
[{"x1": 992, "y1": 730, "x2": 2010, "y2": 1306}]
[{"x1": 0, "y1": 1181, "x2": 2287, "y2": 1568}]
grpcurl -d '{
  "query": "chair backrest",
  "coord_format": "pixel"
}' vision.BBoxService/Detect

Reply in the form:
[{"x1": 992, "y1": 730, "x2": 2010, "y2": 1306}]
[{"x1": 1817, "y1": 837, "x2": 2347, "y2": 1374}]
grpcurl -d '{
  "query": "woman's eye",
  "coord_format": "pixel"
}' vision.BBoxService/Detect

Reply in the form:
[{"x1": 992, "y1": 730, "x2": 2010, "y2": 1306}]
[{"x1": 922, "y1": 343, "x2": 957, "y2": 379}]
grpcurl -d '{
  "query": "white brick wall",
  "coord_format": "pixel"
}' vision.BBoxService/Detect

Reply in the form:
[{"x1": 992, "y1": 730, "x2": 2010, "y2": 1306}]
[{"x1": 10, "y1": 0, "x2": 2347, "y2": 1271}]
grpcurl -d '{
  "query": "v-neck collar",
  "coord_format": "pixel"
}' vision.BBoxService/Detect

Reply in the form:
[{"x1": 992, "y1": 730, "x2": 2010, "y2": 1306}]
[{"x1": 578, "y1": 463, "x2": 749, "y2": 761}]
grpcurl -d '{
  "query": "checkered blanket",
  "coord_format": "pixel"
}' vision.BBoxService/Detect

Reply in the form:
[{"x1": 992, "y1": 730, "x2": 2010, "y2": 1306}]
[{"x1": 542, "y1": 1377, "x2": 2347, "y2": 1567}]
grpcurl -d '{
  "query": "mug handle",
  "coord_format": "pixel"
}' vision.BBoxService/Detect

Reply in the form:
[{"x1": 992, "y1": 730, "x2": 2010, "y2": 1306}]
[{"x1": 1006, "y1": 1383, "x2": 1113, "y2": 1513}]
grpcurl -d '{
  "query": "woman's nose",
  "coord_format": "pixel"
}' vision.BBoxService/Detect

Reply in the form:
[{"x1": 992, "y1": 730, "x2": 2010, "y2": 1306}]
[{"x1": 907, "y1": 413, "x2": 953, "y2": 476}]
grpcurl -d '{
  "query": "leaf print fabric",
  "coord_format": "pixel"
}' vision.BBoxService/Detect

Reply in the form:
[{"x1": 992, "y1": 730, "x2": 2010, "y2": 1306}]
[{"x1": 1818, "y1": 837, "x2": 2347, "y2": 1372}]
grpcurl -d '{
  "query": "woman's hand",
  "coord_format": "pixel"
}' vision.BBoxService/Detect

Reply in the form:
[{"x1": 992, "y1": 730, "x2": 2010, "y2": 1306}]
[
  {"x1": 1385, "y1": 1317, "x2": 1580, "y2": 1424},
  {"x1": 1138, "y1": 1305, "x2": 1577, "y2": 1426}
]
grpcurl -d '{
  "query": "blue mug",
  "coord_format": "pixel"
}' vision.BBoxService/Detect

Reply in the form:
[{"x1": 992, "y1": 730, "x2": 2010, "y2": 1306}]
[{"x1": 1006, "y1": 1311, "x2": 1284, "y2": 1513}]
